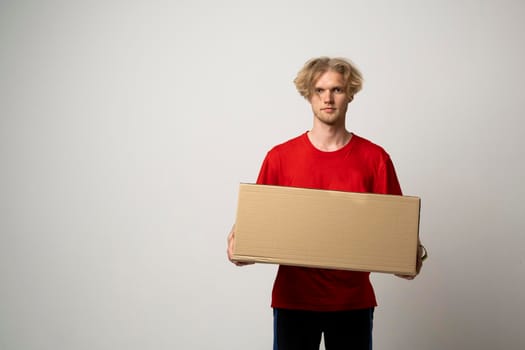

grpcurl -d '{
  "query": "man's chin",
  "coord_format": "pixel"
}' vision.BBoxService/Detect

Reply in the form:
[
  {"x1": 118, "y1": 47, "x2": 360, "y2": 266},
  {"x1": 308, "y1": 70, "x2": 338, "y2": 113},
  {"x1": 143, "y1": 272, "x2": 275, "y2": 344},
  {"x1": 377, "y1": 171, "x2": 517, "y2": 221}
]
[
  {"x1": 318, "y1": 117, "x2": 340, "y2": 126},
  {"x1": 314, "y1": 111, "x2": 344, "y2": 126}
]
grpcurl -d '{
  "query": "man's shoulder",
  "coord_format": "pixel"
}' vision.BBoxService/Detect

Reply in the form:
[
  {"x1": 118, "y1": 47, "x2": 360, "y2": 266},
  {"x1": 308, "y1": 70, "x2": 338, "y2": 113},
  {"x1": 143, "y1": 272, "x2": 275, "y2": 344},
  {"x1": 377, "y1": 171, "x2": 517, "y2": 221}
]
[
  {"x1": 267, "y1": 132, "x2": 307, "y2": 154},
  {"x1": 352, "y1": 133, "x2": 389, "y2": 155}
]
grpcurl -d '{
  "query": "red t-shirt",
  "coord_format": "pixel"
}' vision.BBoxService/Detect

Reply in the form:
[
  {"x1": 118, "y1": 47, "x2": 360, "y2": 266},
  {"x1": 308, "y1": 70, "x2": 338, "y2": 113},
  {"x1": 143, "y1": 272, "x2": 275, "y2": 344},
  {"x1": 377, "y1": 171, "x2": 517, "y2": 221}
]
[{"x1": 256, "y1": 132, "x2": 402, "y2": 311}]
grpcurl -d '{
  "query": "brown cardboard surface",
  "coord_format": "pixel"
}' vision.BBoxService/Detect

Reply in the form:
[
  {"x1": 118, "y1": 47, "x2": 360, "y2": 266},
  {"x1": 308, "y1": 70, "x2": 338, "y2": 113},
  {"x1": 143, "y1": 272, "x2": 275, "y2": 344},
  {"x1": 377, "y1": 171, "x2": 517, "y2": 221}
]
[{"x1": 232, "y1": 184, "x2": 420, "y2": 275}]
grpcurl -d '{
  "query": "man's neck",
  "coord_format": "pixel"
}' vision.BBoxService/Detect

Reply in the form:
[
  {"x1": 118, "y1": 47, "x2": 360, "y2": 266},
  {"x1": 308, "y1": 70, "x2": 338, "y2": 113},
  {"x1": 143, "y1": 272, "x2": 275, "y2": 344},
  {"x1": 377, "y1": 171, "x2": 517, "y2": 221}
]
[{"x1": 307, "y1": 125, "x2": 352, "y2": 152}]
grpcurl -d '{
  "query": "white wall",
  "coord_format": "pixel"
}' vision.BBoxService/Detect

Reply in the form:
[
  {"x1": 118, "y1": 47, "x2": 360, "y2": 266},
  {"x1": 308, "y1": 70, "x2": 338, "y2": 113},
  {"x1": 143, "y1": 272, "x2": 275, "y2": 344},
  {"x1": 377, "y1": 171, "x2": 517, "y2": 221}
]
[{"x1": 1, "y1": 1, "x2": 524, "y2": 349}]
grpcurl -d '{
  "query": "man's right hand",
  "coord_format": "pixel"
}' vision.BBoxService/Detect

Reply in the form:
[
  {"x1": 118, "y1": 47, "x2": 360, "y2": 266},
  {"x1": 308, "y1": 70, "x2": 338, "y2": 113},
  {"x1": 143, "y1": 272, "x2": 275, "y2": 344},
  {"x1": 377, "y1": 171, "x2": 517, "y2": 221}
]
[{"x1": 227, "y1": 225, "x2": 254, "y2": 266}]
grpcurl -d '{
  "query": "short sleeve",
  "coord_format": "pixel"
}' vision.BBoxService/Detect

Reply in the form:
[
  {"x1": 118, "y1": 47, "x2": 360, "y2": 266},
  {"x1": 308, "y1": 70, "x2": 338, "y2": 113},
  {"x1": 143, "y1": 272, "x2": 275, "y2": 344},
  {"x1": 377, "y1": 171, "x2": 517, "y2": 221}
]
[
  {"x1": 373, "y1": 155, "x2": 403, "y2": 195},
  {"x1": 256, "y1": 149, "x2": 280, "y2": 185}
]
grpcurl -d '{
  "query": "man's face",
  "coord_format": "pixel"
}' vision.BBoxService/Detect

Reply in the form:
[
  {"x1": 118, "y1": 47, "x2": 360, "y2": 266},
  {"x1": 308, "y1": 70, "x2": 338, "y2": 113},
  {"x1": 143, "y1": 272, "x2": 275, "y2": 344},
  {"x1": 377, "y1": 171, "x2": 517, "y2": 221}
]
[{"x1": 309, "y1": 70, "x2": 352, "y2": 126}]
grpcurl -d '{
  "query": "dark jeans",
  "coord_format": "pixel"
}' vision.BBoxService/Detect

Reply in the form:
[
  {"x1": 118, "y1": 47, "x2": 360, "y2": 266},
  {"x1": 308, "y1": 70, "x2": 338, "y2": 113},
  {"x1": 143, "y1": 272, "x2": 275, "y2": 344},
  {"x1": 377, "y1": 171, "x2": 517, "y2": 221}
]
[{"x1": 273, "y1": 308, "x2": 374, "y2": 350}]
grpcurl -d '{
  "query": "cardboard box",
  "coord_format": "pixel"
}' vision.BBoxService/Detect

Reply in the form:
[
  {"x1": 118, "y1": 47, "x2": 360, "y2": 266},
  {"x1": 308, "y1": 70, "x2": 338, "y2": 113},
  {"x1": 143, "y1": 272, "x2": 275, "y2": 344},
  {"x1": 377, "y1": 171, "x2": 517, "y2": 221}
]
[{"x1": 232, "y1": 184, "x2": 420, "y2": 275}]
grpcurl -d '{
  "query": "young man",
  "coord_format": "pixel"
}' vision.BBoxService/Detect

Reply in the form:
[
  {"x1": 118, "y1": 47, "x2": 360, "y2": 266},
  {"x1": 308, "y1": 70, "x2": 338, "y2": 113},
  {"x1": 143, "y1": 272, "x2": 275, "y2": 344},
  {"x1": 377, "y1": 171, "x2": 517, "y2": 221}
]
[{"x1": 227, "y1": 57, "x2": 424, "y2": 350}]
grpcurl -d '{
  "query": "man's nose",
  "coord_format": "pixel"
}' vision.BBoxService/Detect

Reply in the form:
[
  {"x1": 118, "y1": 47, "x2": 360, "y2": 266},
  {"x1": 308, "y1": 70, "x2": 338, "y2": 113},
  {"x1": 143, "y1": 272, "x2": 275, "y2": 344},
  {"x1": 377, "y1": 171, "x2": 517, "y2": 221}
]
[{"x1": 323, "y1": 91, "x2": 334, "y2": 103}]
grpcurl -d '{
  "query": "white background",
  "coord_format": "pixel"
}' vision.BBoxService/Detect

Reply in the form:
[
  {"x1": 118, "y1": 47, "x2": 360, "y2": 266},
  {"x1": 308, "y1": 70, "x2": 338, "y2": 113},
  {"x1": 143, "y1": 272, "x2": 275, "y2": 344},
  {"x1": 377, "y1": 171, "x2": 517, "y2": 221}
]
[{"x1": 1, "y1": 0, "x2": 524, "y2": 349}]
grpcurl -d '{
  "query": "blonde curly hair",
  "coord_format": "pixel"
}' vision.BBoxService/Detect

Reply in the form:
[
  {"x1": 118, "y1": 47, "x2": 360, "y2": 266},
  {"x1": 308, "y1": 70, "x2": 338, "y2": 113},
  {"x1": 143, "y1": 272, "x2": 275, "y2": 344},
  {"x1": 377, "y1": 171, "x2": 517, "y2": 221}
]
[{"x1": 294, "y1": 57, "x2": 363, "y2": 100}]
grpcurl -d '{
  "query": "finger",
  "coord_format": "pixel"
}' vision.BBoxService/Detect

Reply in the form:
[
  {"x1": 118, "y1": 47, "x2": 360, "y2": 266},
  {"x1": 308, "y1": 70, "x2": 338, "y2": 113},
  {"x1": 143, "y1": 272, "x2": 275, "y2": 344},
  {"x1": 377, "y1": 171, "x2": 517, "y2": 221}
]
[{"x1": 395, "y1": 274, "x2": 415, "y2": 280}]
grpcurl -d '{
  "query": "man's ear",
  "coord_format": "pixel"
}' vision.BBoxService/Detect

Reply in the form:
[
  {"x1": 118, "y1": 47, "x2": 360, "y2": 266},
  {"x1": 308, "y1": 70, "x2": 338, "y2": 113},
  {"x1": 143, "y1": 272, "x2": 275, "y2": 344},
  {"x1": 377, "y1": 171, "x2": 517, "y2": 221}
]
[{"x1": 348, "y1": 95, "x2": 354, "y2": 103}]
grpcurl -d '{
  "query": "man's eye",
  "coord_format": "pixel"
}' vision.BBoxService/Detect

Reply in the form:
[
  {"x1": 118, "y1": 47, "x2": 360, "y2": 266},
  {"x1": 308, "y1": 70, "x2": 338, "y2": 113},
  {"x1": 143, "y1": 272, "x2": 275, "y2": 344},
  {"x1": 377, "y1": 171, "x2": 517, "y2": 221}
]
[
  {"x1": 333, "y1": 87, "x2": 343, "y2": 93},
  {"x1": 315, "y1": 88, "x2": 323, "y2": 94}
]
